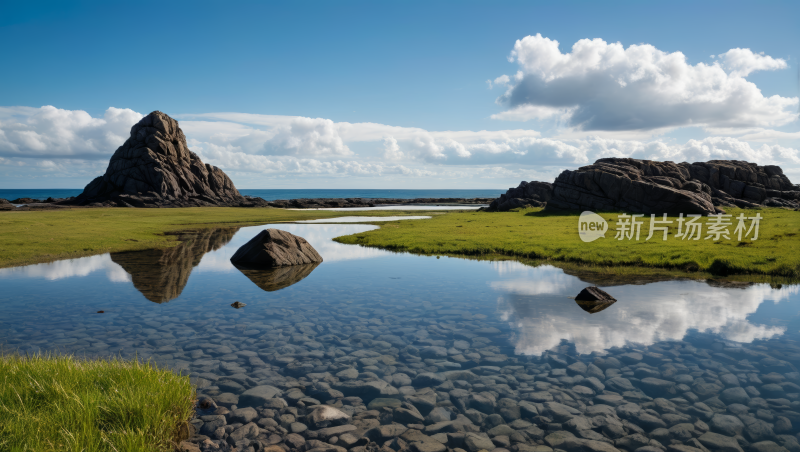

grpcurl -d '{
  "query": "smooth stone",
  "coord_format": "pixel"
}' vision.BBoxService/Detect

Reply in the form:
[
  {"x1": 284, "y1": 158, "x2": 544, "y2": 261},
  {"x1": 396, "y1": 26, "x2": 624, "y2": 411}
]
[
  {"x1": 307, "y1": 406, "x2": 351, "y2": 428},
  {"x1": 368, "y1": 398, "x2": 402, "y2": 410},
  {"x1": 720, "y1": 387, "x2": 751, "y2": 405},
  {"x1": 238, "y1": 385, "x2": 281, "y2": 408},
  {"x1": 698, "y1": 432, "x2": 744, "y2": 452},
  {"x1": 709, "y1": 414, "x2": 744, "y2": 437},
  {"x1": 464, "y1": 432, "x2": 497, "y2": 452},
  {"x1": 227, "y1": 407, "x2": 258, "y2": 424}
]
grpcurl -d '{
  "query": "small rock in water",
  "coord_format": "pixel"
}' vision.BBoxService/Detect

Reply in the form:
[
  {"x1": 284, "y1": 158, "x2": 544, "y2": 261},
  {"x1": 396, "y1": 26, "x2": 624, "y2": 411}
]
[
  {"x1": 96, "y1": 310, "x2": 104, "y2": 313},
  {"x1": 574, "y1": 286, "x2": 617, "y2": 313},
  {"x1": 230, "y1": 301, "x2": 246, "y2": 309}
]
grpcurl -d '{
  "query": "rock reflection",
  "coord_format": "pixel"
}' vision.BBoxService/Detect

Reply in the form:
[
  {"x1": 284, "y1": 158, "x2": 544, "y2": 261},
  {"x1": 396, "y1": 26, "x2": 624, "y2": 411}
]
[
  {"x1": 575, "y1": 297, "x2": 616, "y2": 313},
  {"x1": 110, "y1": 228, "x2": 237, "y2": 303},
  {"x1": 234, "y1": 262, "x2": 320, "y2": 292}
]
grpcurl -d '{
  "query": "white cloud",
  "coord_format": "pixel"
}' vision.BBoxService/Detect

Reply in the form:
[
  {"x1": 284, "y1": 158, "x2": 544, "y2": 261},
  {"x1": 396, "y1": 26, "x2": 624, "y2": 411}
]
[
  {"x1": 1, "y1": 104, "x2": 798, "y2": 187},
  {"x1": 382, "y1": 136, "x2": 404, "y2": 160},
  {"x1": 492, "y1": 34, "x2": 798, "y2": 131},
  {"x1": 0, "y1": 106, "x2": 142, "y2": 158},
  {"x1": 265, "y1": 117, "x2": 352, "y2": 157},
  {"x1": 718, "y1": 48, "x2": 788, "y2": 77}
]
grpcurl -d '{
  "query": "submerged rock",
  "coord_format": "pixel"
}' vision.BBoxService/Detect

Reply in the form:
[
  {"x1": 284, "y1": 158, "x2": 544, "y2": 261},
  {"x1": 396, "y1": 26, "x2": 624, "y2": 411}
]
[
  {"x1": 574, "y1": 287, "x2": 617, "y2": 313},
  {"x1": 230, "y1": 229, "x2": 323, "y2": 268}
]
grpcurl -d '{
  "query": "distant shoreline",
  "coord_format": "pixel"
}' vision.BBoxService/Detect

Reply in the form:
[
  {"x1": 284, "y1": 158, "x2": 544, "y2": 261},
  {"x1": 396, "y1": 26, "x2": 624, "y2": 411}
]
[{"x1": 0, "y1": 188, "x2": 504, "y2": 202}]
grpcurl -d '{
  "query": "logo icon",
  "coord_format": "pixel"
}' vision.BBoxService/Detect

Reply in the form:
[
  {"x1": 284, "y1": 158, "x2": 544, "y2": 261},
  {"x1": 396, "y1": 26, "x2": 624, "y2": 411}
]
[{"x1": 578, "y1": 211, "x2": 608, "y2": 243}]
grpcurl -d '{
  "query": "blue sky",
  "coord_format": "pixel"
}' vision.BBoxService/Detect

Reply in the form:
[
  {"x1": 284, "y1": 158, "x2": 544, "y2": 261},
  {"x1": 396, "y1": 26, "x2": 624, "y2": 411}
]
[{"x1": 1, "y1": 0, "x2": 798, "y2": 189}]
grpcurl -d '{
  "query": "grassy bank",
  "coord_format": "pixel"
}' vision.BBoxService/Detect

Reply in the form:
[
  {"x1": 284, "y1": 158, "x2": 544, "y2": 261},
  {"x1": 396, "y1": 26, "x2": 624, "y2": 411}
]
[
  {"x1": 0, "y1": 354, "x2": 194, "y2": 452},
  {"x1": 334, "y1": 207, "x2": 800, "y2": 278},
  {"x1": 0, "y1": 207, "x2": 430, "y2": 268}
]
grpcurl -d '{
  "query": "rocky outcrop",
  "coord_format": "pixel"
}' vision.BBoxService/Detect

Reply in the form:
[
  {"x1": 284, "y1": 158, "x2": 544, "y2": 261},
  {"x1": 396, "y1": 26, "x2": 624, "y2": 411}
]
[
  {"x1": 110, "y1": 228, "x2": 237, "y2": 303},
  {"x1": 486, "y1": 181, "x2": 552, "y2": 211},
  {"x1": 230, "y1": 229, "x2": 323, "y2": 268},
  {"x1": 487, "y1": 158, "x2": 800, "y2": 214},
  {"x1": 236, "y1": 262, "x2": 320, "y2": 292},
  {"x1": 71, "y1": 111, "x2": 251, "y2": 208},
  {"x1": 0, "y1": 198, "x2": 11, "y2": 211}
]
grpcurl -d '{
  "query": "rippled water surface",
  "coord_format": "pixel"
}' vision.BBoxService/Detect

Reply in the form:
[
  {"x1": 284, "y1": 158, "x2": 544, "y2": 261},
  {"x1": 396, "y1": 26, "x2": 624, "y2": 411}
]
[{"x1": 2, "y1": 223, "x2": 800, "y2": 452}]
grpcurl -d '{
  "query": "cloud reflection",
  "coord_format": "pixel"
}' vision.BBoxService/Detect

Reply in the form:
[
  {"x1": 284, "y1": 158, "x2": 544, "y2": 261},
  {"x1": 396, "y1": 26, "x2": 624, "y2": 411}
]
[
  {"x1": 0, "y1": 254, "x2": 131, "y2": 282},
  {"x1": 492, "y1": 265, "x2": 798, "y2": 355}
]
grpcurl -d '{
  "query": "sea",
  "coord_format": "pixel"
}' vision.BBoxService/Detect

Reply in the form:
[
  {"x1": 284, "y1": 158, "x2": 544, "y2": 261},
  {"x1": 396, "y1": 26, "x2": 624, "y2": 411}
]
[{"x1": 0, "y1": 188, "x2": 503, "y2": 201}]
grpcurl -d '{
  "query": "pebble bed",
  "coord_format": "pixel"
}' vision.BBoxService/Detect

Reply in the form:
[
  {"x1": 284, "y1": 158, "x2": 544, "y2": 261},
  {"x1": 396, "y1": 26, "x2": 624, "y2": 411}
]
[{"x1": 175, "y1": 306, "x2": 800, "y2": 452}]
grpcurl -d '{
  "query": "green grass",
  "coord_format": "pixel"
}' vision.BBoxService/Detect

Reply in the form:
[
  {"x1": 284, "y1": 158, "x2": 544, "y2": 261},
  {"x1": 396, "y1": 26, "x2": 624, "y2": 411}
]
[
  {"x1": 334, "y1": 207, "x2": 800, "y2": 279},
  {"x1": 0, "y1": 354, "x2": 195, "y2": 452},
  {"x1": 0, "y1": 207, "x2": 436, "y2": 269}
]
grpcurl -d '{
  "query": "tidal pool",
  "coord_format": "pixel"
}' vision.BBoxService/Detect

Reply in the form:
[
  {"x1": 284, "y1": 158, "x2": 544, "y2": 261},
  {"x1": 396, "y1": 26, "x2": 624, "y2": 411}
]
[{"x1": 2, "y1": 223, "x2": 799, "y2": 452}]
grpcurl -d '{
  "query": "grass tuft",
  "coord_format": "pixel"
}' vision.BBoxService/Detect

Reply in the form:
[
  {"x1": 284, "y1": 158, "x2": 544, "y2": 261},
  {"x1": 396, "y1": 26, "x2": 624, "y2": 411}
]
[{"x1": 0, "y1": 353, "x2": 195, "y2": 452}]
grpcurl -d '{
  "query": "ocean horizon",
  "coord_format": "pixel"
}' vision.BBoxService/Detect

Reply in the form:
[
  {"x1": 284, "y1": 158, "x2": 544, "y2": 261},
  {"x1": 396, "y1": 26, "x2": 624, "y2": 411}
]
[{"x1": 0, "y1": 188, "x2": 504, "y2": 202}]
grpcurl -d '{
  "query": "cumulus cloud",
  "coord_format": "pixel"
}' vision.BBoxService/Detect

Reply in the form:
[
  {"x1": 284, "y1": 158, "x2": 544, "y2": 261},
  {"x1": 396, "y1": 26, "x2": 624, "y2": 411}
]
[
  {"x1": 265, "y1": 117, "x2": 352, "y2": 157},
  {"x1": 0, "y1": 106, "x2": 142, "y2": 158},
  {"x1": 492, "y1": 34, "x2": 798, "y2": 131},
  {"x1": 1, "y1": 105, "x2": 798, "y2": 186},
  {"x1": 382, "y1": 136, "x2": 404, "y2": 160},
  {"x1": 718, "y1": 48, "x2": 788, "y2": 77}
]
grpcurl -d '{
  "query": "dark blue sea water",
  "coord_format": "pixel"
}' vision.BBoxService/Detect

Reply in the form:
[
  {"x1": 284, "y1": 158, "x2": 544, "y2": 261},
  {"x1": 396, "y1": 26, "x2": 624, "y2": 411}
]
[{"x1": 0, "y1": 189, "x2": 502, "y2": 201}]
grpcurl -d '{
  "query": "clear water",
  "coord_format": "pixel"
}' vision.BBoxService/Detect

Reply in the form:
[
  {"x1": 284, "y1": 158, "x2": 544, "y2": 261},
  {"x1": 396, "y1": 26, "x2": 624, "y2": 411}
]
[
  {"x1": 296, "y1": 216, "x2": 432, "y2": 223},
  {"x1": 2, "y1": 223, "x2": 800, "y2": 449},
  {"x1": 0, "y1": 188, "x2": 503, "y2": 202}
]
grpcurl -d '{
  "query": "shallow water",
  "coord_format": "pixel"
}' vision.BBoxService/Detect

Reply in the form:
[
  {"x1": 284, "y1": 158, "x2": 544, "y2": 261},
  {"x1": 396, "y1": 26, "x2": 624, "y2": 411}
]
[
  {"x1": 296, "y1": 216, "x2": 432, "y2": 223},
  {"x1": 289, "y1": 205, "x2": 485, "y2": 211},
  {"x1": 2, "y1": 223, "x2": 800, "y2": 451}
]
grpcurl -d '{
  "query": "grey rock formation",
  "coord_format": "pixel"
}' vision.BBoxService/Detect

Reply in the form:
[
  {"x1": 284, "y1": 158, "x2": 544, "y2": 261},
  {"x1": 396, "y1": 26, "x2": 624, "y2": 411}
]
[
  {"x1": 486, "y1": 158, "x2": 800, "y2": 214},
  {"x1": 486, "y1": 181, "x2": 552, "y2": 211},
  {"x1": 72, "y1": 111, "x2": 253, "y2": 207},
  {"x1": 230, "y1": 229, "x2": 323, "y2": 268}
]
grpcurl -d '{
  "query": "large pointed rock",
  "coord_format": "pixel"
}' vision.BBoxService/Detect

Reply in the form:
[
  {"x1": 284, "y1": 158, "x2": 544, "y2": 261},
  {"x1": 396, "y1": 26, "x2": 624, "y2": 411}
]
[
  {"x1": 73, "y1": 111, "x2": 250, "y2": 207},
  {"x1": 230, "y1": 229, "x2": 323, "y2": 268}
]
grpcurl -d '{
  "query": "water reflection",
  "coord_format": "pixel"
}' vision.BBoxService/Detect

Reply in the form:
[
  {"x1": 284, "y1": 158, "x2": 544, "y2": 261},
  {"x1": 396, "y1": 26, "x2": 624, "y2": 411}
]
[
  {"x1": 0, "y1": 254, "x2": 131, "y2": 282},
  {"x1": 493, "y1": 265, "x2": 798, "y2": 355},
  {"x1": 575, "y1": 297, "x2": 616, "y2": 313},
  {"x1": 234, "y1": 262, "x2": 321, "y2": 292},
  {"x1": 109, "y1": 228, "x2": 237, "y2": 303}
]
